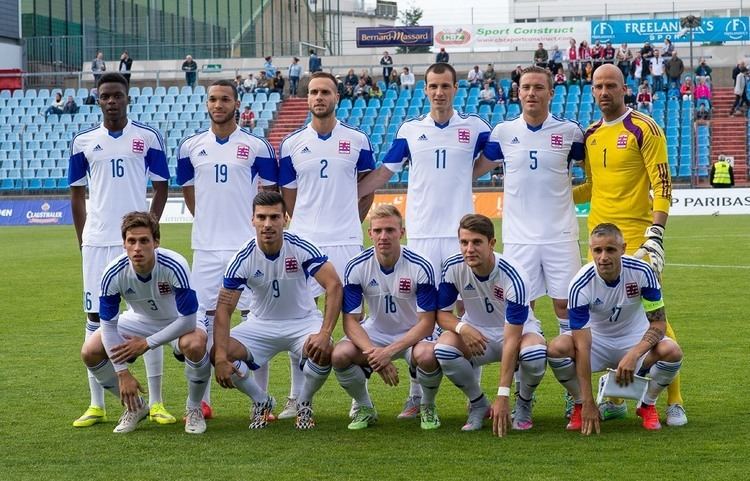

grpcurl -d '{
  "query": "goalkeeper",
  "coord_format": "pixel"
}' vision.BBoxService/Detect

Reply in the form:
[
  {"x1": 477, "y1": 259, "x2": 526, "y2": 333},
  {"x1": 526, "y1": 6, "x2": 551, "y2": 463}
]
[{"x1": 572, "y1": 64, "x2": 686, "y2": 427}]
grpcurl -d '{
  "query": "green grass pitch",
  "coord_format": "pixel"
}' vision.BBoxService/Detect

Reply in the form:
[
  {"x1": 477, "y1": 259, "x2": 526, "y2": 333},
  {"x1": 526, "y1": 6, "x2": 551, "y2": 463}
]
[{"x1": 1, "y1": 215, "x2": 750, "y2": 480}]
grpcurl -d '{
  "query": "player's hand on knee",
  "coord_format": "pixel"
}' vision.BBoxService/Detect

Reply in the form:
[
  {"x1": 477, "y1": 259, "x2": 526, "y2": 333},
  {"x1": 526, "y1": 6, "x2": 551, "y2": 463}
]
[
  {"x1": 111, "y1": 335, "x2": 149, "y2": 364},
  {"x1": 117, "y1": 370, "x2": 144, "y2": 411},
  {"x1": 363, "y1": 346, "x2": 392, "y2": 372},
  {"x1": 460, "y1": 325, "x2": 488, "y2": 357},
  {"x1": 581, "y1": 400, "x2": 601, "y2": 436},
  {"x1": 634, "y1": 225, "x2": 665, "y2": 275},
  {"x1": 304, "y1": 333, "x2": 333, "y2": 365},
  {"x1": 215, "y1": 359, "x2": 238, "y2": 389},
  {"x1": 377, "y1": 362, "x2": 399, "y2": 386},
  {"x1": 491, "y1": 395, "x2": 511, "y2": 437}
]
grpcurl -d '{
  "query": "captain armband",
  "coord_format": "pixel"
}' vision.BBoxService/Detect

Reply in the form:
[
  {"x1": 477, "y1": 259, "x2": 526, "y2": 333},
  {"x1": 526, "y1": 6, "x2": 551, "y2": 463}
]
[{"x1": 641, "y1": 297, "x2": 665, "y2": 312}]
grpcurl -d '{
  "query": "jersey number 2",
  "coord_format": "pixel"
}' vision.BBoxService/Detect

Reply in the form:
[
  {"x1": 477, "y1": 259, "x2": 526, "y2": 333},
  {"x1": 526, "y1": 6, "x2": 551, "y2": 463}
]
[{"x1": 319, "y1": 159, "x2": 329, "y2": 178}]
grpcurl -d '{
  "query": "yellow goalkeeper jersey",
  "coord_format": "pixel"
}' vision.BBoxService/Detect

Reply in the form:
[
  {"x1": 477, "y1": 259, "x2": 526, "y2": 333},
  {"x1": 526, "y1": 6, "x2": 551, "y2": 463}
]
[{"x1": 573, "y1": 108, "x2": 671, "y2": 245}]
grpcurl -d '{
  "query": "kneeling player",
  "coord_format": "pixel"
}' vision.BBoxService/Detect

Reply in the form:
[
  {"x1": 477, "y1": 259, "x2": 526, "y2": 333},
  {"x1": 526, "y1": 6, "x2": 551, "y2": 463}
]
[
  {"x1": 212, "y1": 192, "x2": 341, "y2": 430},
  {"x1": 80, "y1": 212, "x2": 210, "y2": 434},
  {"x1": 436, "y1": 214, "x2": 547, "y2": 435},
  {"x1": 548, "y1": 223, "x2": 683, "y2": 434},
  {"x1": 333, "y1": 205, "x2": 441, "y2": 430}
]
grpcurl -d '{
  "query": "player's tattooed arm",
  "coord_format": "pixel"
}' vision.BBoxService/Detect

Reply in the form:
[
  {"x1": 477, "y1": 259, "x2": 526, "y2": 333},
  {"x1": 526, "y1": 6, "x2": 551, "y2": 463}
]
[{"x1": 217, "y1": 288, "x2": 240, "y2": 308}]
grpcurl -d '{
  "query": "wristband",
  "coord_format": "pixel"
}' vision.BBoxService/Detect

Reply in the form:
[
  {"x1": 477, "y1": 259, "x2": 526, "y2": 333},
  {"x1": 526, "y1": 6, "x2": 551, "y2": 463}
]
[
  {"x1": 455, "y1": 321, "x2": 466, "y2": 334},
  {"x1": 497, "y1": 386, "x2": 511, "y2": 397}
]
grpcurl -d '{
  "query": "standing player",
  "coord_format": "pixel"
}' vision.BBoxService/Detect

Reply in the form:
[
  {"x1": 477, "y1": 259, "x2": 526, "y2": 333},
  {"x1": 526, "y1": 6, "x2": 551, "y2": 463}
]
[
  {"x1": 81, "y1": 212, "x2": 210, "y2": 434},
  {"x1": 436, "y1": 214, "x2": 547, "y2": 434},
  {"x1": 547, "y1": 223, "x2": 683, "y2": 433},
  {"x1": 177, "y1": 79, "x2": 278, "y2": 418},
  {"x1": 333, "y1": 205, "x2": 442, "y2": 430},
  {"x1": 212, "y1": 192, "x2": 342, "y2": 430},
  {"x1": 278, "y1": 71, "x2": 375, "y2": 419},
  {"x1": 69, "y1": 72, "x2": 172, "y2": 427},
  {"x1": 358, "y1": 62, "x2": 494, "y2": 417},
  {"x1": 573, "y1": 64, "x2": 686, "y2": 426}
]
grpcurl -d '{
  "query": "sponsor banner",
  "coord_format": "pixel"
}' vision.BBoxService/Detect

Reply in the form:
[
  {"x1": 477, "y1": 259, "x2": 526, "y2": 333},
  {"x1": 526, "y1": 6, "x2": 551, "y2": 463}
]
[
  {"x1": 356, "y1": 26, "x2": 433, "y2": 48},
  {"x1": 368, "y1": 192, "x2": 505, "y2": 219},
  {"x1": 0, "y1": 199, "x2": 72, "y2": 225},
  {"x1": 591, "y1": 17, "x2": 750, "y2": 45},
  {"x1": 434, "y1": 23, "x2": 590, "y2": 51},
  {"x1": 669, "y1": 188, "x2": 750, "y2": 215},
  {"x1": 160, "y1": 198, "x2": 194, "y2": 224}
]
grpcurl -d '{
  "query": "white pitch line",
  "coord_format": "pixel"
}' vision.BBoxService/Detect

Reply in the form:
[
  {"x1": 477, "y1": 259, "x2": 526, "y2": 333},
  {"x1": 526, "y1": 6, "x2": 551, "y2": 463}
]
[{"x1": 669, "y1": 263, "x2": 750, "y2": 269}]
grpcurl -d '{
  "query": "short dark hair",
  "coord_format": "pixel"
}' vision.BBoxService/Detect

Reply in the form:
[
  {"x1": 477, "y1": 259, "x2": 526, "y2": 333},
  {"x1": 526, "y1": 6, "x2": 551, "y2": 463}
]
[
  {"x1": 425, "y1": 62, "x2": 456, "y2": 84},
  {"x1": 310, "y1": 71, "x2": 338, "y2": 90},
  {"x1": 97, "y1": 72, "x2": 128, "y2": 91},
  {"x1": 458, "y1": 214, "x2": 494, "y2": 241},
  {"x1": 590, "y1": 223, "x2": 624, "y2": 244},
  {"x1": 209, "y1": 79, "x2": 238, "y2": 100},
  {"x1": 253, "y1": 191, "x2": 286, "y2": 215},
  {"x1": 520, "y1": 65, "x2": 553, "y2": 90},
  {"x1": 121, "y1": 211, "x2": 160, "y2": 241}
]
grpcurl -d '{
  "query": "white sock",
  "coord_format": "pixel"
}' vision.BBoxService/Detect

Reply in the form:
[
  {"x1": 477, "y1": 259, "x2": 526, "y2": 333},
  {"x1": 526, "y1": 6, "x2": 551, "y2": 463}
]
[
  {"x1": 298, "y1": 359, "x2": 331, "y2": 404},
  {"x1": 435, "y1": 343, "x2": 483, "y2": 401},
  {"x1": 334, "y1": 364, "x2": 372, "y2": 408},
  {"x1": 144, "y1": 345, "x2": 164, "y2": 406},
  {"x1": 85, "y1": 320, "x2": 106, "y2": 407},
  {"x1": 518, "y1": 344, "x2": 547, "y2": 400},
  {"x1": 643, "y1": 360, "x2": 682, "y2": 405},
  {"x1": 231, "y1": 360, "x2": 268, "y2": 403},
  {"x1": 416, "y1": 367, "x2": 442, "y2": 405},
  {"x1": 253, "y1": 363, "x2": 270, "y2": 392},
  {"x1": 557, "y1": 317, "x2": 571, "y2": 334},
  {"x1": 408, "y1": 369, "x2": 423, "y2": 397},
  {"x1": 289, "y1": 352, "x2": 304, "y2": 399},
  {"x1": 548, "y1": 356, "x2": 581, "y2": 402},
  {"x1": 87, "y1": 359, "x2": 119, "y2": 398},
  {"x1": 185, "y1": 353, "x2": 211, "y2": 409},
  {"x1": 474, "y1": 364, "x2": 483, "y2": 385}
]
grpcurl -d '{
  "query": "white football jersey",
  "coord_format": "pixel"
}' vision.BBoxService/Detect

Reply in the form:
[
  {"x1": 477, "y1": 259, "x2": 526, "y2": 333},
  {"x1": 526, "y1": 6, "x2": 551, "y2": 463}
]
[
  {"x1": 439, "y1": 252, "x2": 530, "y2": 340},
  {"x1": 223, "y1": 232, "x2": 328, "y2": 321},
  {"x1": 484, "y1": 114, "x2": 584, "y2": 244},
  {"x1": 279, "y1": 121, "x2": 375, "y2": 247},
  {"x1": 343, "y1": 246, "x2": 437, "y2": 337},
  {"x1": 177, "y1": 126, "x2": 278, "y2": 251},
  {"x1": 68, "y1": 120, "x2": 169, "y2": 246},
  {"x1": 99, "y1": 247, "x2": 198, "y2": 323},
  {"x1": 567, "y1": 255, "x2": 661, "y2": 341},
  {"x1": 382, "y1": 111, "x2": 492, "y2": 239}
]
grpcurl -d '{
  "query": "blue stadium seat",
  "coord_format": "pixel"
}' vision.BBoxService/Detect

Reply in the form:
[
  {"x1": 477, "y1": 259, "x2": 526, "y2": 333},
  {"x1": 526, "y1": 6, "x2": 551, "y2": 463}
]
[{"x1": 339, "y1": 98, "x2": 352, "y2": 109}]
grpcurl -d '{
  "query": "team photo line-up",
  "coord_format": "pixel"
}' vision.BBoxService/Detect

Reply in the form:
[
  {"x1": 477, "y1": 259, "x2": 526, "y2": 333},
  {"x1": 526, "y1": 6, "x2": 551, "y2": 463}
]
[{"x1": 71, "y1": 61, "x2": 686, "y2": 436}]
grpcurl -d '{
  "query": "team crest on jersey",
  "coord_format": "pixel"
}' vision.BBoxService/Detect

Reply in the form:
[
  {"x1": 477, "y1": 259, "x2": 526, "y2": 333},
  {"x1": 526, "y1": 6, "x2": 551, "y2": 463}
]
[
  {"x1": 493, "y1": 285, "x2": 504, "y2": 301},
  {"x1": 284, "y1": 257, "x2": 299, "y2": 272},
  {"x1": 458, "y1": 129, "x2": 471, "y2": 143},
  {"x1": 339, "y1": 140, "x2": 351, "y2": 154},
  {"x1": 132, "y1": 138, "x2": 145, "y2": 153},
  {"x1": 550, "y1": 134, "x2": 564, "y2": 149},
  {"x1": 617, "y1": 134, "x2": 629, "y2": 149},
  {"x1": 236, "y1": 144, "x2": 250, "y2": 160},
  {"x1": 398, "y1": 278, "x2": 412, "y2": 294},
  {"x1": 158, "y1": 282, "x2": 172, "y2": 295},
  {"x1": 625, "y1": 282, "x2": 639, "y2": 298}
]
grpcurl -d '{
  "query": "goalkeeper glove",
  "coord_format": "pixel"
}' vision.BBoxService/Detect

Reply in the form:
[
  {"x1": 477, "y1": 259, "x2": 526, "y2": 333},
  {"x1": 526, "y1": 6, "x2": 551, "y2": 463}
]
[{"x1": 633, "y1": 224, "x2": 665, "y2": 275}]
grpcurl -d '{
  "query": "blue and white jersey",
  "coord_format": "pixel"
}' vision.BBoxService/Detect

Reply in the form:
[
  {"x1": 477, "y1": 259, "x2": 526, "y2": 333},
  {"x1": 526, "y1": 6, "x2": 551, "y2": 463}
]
[
  {"x1": 567, "y1": 255, "x2": 661, "y2": 340},
  {"x1": 176, "y1": 126, "x2": 278, "y2": 251},
  {"x1": 68, "y1": 120, "x2": 169, "y2": 246},
  {"x1": 223, "y1": 232, "x2": 329, "y2": 321},
  {"x1": 343, "y1": 246, "x2": 437, "y2": 337},
  {"x1": 484, "y1": 114, "x2": 584, "y2": 244},
  {"x1": 279, "y1": 121, "x2": 375, "y2": 247},
  {"x1": 438, "y1": 252, "x2": 530, "y2": 340},
  {"x1": 382, "y1": 111, "x2": 492, "y2": 239}
]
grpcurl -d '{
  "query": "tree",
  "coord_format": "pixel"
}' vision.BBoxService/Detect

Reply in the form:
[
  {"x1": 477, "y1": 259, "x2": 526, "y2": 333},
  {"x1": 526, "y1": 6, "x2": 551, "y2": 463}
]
[{"x1": 396, "y1": 5, "x2": 431, "y2": 54}]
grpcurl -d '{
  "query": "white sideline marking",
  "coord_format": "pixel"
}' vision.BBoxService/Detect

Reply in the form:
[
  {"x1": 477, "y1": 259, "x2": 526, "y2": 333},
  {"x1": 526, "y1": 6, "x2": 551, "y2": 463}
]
[{"x1": 669, "y1": 263, "x2": 750, "y2": 269}]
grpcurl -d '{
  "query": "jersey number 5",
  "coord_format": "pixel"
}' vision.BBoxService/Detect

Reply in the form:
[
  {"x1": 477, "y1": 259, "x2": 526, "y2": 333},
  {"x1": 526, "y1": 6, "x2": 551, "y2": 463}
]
[{"x1": 529, "y1": 150, "x2": 538, "y2": 170}]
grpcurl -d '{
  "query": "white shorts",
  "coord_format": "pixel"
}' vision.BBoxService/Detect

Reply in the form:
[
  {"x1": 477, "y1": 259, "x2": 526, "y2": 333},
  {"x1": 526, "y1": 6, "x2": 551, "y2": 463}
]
[
  {"x1": 117, "y1": 310, "x2": 206, "y2": 352},
  {"x1": 308, "y1": 244, "x2": 362, "y2": 297},
  {"x1": 81, "y1": 245, "x2": 124, "y2": 313},
  {"x1": 587, "y1": 334, "x2": 673, "y2": 373},
  {"x1": 192, "y1": 249, "x2": 252, "y2": 315},
  {"x1": 470, "y1": 318, "x2": 544, "y2": 367},
  {"x1": 342, "y1": 319, "x2": 437, "y2": 367},
  {"x1": 407, "y1": 237, "x2": 458, "y2": 279},
  {"x1": 503, "y1": 241, "x2": 582, "y2": 300},
  {"x1": 230, "y1": 313, "x2": 323, "y2": 368}
]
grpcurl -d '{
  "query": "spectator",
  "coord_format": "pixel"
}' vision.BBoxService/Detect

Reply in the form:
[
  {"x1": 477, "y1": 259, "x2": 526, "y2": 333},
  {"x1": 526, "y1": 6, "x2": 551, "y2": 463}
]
[
  {"x1": 695, "y1": 77, "x2": 712, "y2": 107},
  {"x1": 732, "y1": 60, "x2": 746, "y2": 83},
  {"x1": 709, "y1": 156, "x2": 734, "y2": 188},
  {"x1": 118, "y1": 50, "x2": 132, "y2": 84},
  {"x1": 554, "y1": 67, "x2": 567, "y2": 86},
  {"x1": 590, "y1": 40, "x2": 603, "y2": 70},
  {"x1": 640, "y1": 41, "x2": 654, "y2": 76},
  {"x1": 637, "y1": 85, "x2": 653, "y2": 113},
  {"x1": 44, "y1": 92, "x2": 64, "y2": 120},
  {"x1": 616, "y1": 43, "x2": 632, "y2": 80},
  {"x1": 353, "y1": 78, "x2": 371, "y2": 101},
  {"x1": 680, "y1": 77, "x2": 693, "y2": 101},
  {"x1": 510, "y1": 64, "x2": 523, "y2": 86},
  {"x1": 263, "y1": 56, "x2": 275, "y2": 79},
  {"x1": 603, "y1": 41, "x2": 615, "y2": 65},
  {"x1": 578, "y1": 40, "x2": 591, "y2": 65},
  {"x1": 549, "y1": 45, "x2": 563, "y2": 74},
  {"x1": 435, "y1": 47, "x2": 449, "y2": 63},
  {"x1": 83, "y1": 88, "x2": 97, "y2": 105},
  {"x1": 567, "y1": 38, "x2": 579, "y2": 77},
  {"x1": 695, "y1": 103, "x2": 712, "y2": 123},
  {"x1": 624, "y1": 86, "x2": 637, "y2": 109},
  {"x1": 360, "y1": 69, "x2": 373, "y2": 87},
  {"x1": 62, "y1": 95, "x2": 79, "y2": 115},
  {"x1": 240, "y1": 105, "x2": 256, "y2": 128},
  {"x1": 255, "y1": 71, "x2": 271, "y2": 94},
  {"x1": 308, "y1": 49, "x2": 322, "y2": 73},
  {"x1": 483, "y1": 63, "x2": 497, "y2": 89},
  {"x1": 695, "y1": 57, "x2": 712, "y2": 82},
  {"x1": 631, "y1": 51, "x2": 644, "y2": 85},
  {"x1": 650, "y1": 50, "x2": 665, "y2": 92},
  {"x1": 467, "y1": 65, "x2": 483, "y2": 87},
  {"x1": 335, "y1": 74, "x2": 345, "y2": 98},
  {"x1": 234, "y1": 75, "x2": 245, "y2": 96},
  {"x1": 478, "y1": 81, "x2": 496, "y2": 106},
  {"x1": 665, "y1": 50, "x2": 685, "y2": 87},
  {"x1": 534, "y1": 42, "x2": 548, "y2": 68},
  {"x1": 380, "y1": 51, "x2": 394, "y2": 83},
  {"x1": 344, "y1": 68, "x2": 359, "y2": 97},
  {"x1": 729, "y1": 67, "x2": 749, "y2": 116},
  {"x1": 399, "y1": 66, "x2": 415, "y2": 91},
  {"x1": 370, "y1": 84, "x2": 383, "y2": 100},
  {"x1": 661, "y1": 38, "x2": 674, "y2": 58},
  {"x1": 182, "y1": 55, "x2": 198, "y2": 87},
  {"x1": 582, "y1": 62, "x2": 593, "y2": 85},
  {"x1": 288, "y1": 57, "x2": 302, "y2": 97},
  {"x1": 91, "y1": 51, "x2": 106, "y2": 85},
  {"x1": 388, "y1": 68, "x2": 400, "y2": 90},
  {"x1": 508, "y1": 83, "x2": 520, "y2": 105},
  {"x1": 495, "y1": 84, "x2": 506, "y2": 104},
  {"x1": 271, "y1": 70, "x2": 285, "y2": 95},
  {"x1": 243, "y1": 73, "x2": 257, "y2": 94},
  {"x1": 568, "y1": 67, "x2": 581, "y2": 87}
]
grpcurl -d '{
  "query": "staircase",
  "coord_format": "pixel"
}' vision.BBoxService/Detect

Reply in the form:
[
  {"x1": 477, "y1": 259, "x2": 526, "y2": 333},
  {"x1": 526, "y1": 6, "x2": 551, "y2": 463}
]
[
  {"x1": 266, "y1": 98, "x2": 309, "y2": 156},
  {"x1": 709, "y1": 87, "x2": 747, "y2": 183}
]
